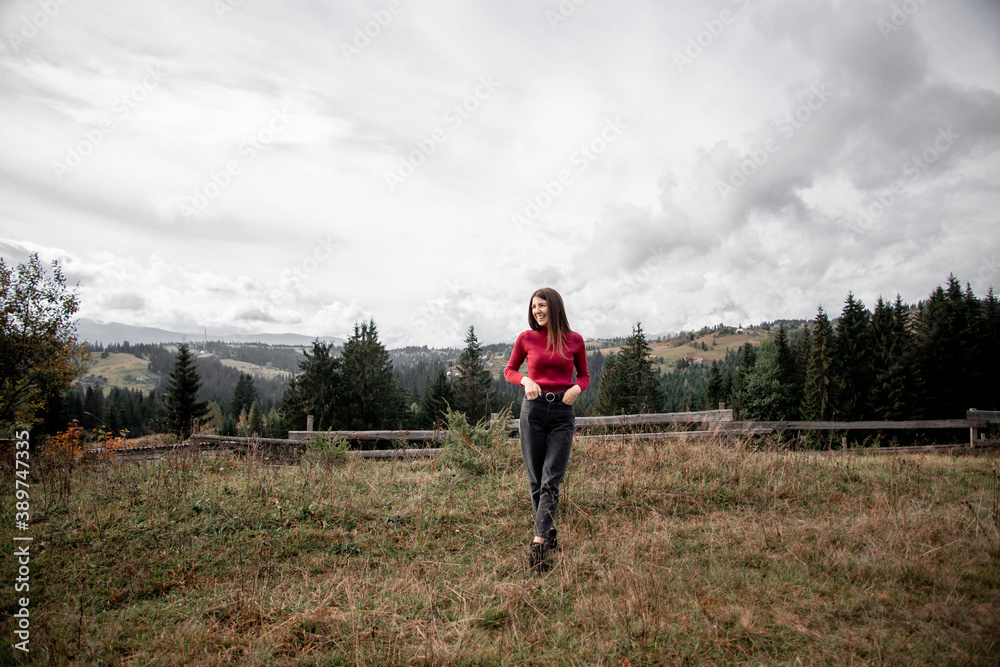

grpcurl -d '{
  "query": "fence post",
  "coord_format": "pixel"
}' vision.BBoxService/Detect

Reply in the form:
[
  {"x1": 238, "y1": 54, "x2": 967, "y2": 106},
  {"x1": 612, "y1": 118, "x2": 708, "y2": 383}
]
[
  {"x1": 719, "y1": 402, "x2": 726, "y2": 410},
  {"x1": 306, "y1": 415, "x2": 314, "y2": 432},
  {"x1": 970, "y1": 408, "x2": 976, "y2": 447}
]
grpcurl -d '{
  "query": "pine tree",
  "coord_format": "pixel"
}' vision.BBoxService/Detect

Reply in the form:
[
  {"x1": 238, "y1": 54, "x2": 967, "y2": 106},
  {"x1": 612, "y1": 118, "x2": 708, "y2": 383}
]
[
  {"x1": 165, "y1": 343, "x2": 209, "y2": 439},
  {"x1": 594, "y1": 322, "x2": 663, "y2": 414},
  {"x1": 336, "y1": 320, "x2": 409, "y2": 430},
  {"x1": 981, "y1": 287, "x2": 1000, "y2": 410},
  {"x1": 454, "y1": 326, "x2": 492, "y2": 424},
  {"x1": 802, "y1": 307, "x2": 835, "y2": 421},
  {"x1": 870, "y1": 296, "x2": 914, "y2": 420},
  {"x1": 913, "y1": 276, "x2": 979, "y2": 418},
  {"x1": 793, "y1": 325, "x2": 812, "y2": 405},
  {"x1": 594, "y1": 353, "x2": 624, "y2": 415},
  {"x1": 705, "y1": 360, "x2": 725, "y2": 410},
  {"x1": 278, "y1": 341, "x2": 342, "y2": 431},
  {"x1": 247, "y1": 399, "x2": 265, "y2": 436},
  {"x1": 231, "y1": 372, "x2": 258, "y2": 417},
  {"x1": 420, "y1": 368, "x2": 456, "y2": 428},
  {"x1": 730, "y1": 343, "x2": 757, "y2": 415},
  {"x1": 832, "y1": 293, "x2": 873, "y2": 421},
  {"x1": 774, "y1": 324, "x2": 799, "y2": 418},
  {"x1": 734, "y1": 341, "x2": 790, "y2": 420},
  {"x1": 82, "y1": 385, "x2": 105, "y2": 431},
  {"x1": 265, "y1": 407, "x2": 285, "y2": 439}
]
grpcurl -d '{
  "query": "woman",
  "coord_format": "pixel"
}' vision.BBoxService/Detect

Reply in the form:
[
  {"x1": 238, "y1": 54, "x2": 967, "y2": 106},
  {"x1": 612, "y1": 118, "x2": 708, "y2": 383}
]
[{"x1": 504, "y1": 287, "x2": 589, "y2": 573}]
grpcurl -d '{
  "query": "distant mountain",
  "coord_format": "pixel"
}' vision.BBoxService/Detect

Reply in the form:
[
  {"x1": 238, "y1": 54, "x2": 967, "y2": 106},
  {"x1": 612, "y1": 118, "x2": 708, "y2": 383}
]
[{"x1": 76, "y1": 318, "x2": 343, "y2": 347}]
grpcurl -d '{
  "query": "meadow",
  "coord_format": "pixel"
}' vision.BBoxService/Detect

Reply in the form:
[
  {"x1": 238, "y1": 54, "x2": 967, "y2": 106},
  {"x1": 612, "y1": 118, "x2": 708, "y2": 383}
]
[{"x1": 2, "y1": 435, "x2": 998, "y2": 665}]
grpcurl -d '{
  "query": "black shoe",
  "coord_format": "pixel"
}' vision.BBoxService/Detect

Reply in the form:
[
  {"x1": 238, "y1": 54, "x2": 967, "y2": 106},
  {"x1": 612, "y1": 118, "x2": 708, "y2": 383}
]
[
  {"x1": 544, "y1": 529, "x2": 559, "y2": 553},
  {"x1": 528, "y1": 542, "x2": 548, "y2": 573}
]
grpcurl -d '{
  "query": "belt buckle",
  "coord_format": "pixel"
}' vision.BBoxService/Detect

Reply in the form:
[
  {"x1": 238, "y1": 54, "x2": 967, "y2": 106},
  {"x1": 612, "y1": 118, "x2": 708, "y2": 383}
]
[{"x1": 545, "y1": 392, "x2": 556, "y2": 402}]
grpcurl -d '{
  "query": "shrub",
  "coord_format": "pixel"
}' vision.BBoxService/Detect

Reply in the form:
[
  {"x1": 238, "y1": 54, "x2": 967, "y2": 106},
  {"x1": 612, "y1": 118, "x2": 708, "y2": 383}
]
[
  {"x1": 302, "y1": 432, "x2": 348, "y2": 468},
  {"x1": 440, "y1": 406, "x2": 513, "y2": 475}
]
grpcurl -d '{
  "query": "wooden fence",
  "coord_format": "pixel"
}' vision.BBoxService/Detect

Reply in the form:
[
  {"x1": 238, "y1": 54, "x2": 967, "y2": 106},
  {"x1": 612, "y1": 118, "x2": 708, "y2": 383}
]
[
  {"x1": 79, "y1": 407, "x2": 997, "y2": 461},
  {"x1": 284, "y1": 406, "x2": 997, "y2": 450}
]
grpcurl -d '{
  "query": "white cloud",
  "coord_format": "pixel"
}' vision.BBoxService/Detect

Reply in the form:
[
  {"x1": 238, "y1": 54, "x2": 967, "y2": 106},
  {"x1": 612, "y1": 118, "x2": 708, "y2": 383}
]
[{"x1": 1, "y1": 0, "x2": 998, "y2": 347}]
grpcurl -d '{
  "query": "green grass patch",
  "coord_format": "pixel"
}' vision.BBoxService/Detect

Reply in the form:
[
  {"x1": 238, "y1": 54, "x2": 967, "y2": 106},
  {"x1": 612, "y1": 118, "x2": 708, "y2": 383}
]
[{"x1": 2, "y1": 439, "x2": 998, "y2": 664}]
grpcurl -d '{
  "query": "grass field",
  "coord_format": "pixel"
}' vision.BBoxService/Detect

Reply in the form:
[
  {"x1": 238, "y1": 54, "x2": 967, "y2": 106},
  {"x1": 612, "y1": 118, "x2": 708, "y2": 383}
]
[
  {"x1": 81, "y1": 352, "x2": 160, "y2": 393},
  {"x1": 219, "y1": 358, "x2": 294, "y2": 382},
  {"x1": 596, "y1": 329, "x2": 775, "y2": 372},
  {"x1": 2, "y1": 436, "x2": 998, "y2": 665}
]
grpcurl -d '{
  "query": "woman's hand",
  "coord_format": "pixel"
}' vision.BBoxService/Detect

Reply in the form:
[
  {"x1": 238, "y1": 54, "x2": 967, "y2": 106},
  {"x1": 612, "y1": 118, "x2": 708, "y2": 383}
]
[
  {"x1": 561, "y1": 384, "x2": 582, "y2": 405},
  {"x1": 522, "y1": 377, "x2": 542, "y2": 400}
]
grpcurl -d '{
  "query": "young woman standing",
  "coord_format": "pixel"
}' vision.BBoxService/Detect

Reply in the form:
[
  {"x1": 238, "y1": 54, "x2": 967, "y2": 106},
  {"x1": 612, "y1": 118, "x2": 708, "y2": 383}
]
[{"x1": 504, "y1": 288, "x2": 589, "y2": 573}]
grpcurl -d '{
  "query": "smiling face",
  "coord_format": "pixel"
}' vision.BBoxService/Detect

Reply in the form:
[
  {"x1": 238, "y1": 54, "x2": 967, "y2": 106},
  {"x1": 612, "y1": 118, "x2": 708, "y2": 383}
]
[{"x1": 531, "y1": 296, "x2": 549, "y2": 328}]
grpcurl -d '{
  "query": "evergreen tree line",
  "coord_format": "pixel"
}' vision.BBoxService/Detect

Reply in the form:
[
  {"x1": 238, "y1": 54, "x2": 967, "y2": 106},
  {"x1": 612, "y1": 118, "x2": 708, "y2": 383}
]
[
  {"x1": 152, "y1": 354, "x2": 286, "y2": 417},
  {"x1": 201, "y1": 340, "x2": 310, "y2": 373},
  {"x1": 660, "y1": 276, "x2": 1000, "y2": 424},
  {"x1": 45, "y1": 274, "x2": 997, "y2": 442},
  {"x1": 43, "y1": 385, "x2": 166, "y2": 436},
  {"x1": 591, "y1": 276, "x2": 999, "y2": 426}
]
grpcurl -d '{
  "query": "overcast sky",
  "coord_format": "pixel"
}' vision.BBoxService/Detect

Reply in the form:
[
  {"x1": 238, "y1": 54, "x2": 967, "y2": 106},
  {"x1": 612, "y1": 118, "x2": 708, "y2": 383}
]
[{"x1": 2, "y1": 0, "x2": 998, "y2": 347}]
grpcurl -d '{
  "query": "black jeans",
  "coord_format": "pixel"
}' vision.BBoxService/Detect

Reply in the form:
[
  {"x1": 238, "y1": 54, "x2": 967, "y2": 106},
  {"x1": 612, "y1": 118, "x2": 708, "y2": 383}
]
[{"x1": 519, "y1": 392, "x2": 576, "y2": 542}]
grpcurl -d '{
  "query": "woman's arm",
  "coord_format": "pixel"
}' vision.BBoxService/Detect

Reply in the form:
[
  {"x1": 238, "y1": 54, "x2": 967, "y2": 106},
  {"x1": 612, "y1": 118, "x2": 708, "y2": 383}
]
[
  {"x1": 505, "y1": 333, "x2": 541, "y2": 399},
  {"x1": 562, "y1": 334, "x2": 589, "y2": 405}
]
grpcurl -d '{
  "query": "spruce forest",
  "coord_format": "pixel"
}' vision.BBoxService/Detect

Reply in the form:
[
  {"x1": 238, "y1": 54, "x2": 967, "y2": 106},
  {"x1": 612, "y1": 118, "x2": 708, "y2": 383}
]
[{"x1": 19, "y1": 273, "x2": 1000, "y2": 447}]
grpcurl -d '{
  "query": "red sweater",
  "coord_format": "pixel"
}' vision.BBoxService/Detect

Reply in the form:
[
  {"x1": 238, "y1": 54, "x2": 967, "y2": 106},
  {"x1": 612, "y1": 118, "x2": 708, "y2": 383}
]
[{"x1": 504, "y1": 329, "x2": 590, "y2": 393}]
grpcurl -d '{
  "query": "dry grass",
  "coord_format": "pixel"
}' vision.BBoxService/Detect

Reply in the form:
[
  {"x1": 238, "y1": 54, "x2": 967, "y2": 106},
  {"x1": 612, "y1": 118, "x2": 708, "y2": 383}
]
[{"x1": 2, "y1": 435, "x2": 998, "y2": 665}]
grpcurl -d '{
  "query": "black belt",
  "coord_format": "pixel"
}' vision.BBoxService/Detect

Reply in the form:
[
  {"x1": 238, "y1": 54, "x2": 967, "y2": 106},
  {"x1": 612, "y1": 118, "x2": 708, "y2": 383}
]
[{"x1": 541, "y1": 390, "x2": 565, "y2": 402}]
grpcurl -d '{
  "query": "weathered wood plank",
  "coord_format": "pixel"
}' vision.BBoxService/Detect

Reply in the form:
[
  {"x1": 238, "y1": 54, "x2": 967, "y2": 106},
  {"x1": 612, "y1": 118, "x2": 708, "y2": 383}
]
[
  {"x1": 575, "y1": 427, "x2": 773, "y2": 443},
  {"x1": 194, "y1": 434, "x2": 304, "y2": 447},
  {"x1": 744, "y1": 419, "x2": 985, "y2": 431},
  {"x1": 289, "y1": 430, "x2": 444, "y2": 441},
  {"x1": 967, "y1": 410, "x2": 1000, "y2": 423},
  {"x1": 574, "y1": 409, "x2": 734, "y2": 427}
]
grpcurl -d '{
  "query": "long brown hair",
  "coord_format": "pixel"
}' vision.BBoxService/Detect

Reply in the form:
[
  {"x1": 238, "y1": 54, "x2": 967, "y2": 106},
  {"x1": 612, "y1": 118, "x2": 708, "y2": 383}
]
[{"x1": 528, "y1": 287, "x2": 573, "y2": 357}]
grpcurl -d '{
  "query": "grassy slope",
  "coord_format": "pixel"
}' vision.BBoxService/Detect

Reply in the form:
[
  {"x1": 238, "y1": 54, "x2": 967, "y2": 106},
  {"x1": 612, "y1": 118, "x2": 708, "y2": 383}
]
[
  {"x1": 81, "y1": 352, "x2": 160, "y2": 393},
  {"x1": 219, "y1": 358, "x2": 293, "y2": 382},
  {"x1": 2, "y1": 439, "x2": 998, "y2": 665},
  {"x1": 598, "y1": 329, "x2": 774, "y2": 372},
  {"x1": 495, "y1": 330, "x2": 772, "y2": 378},
  {"x1": 82, "y1": 353, "x2": 292, "y2": 395}
]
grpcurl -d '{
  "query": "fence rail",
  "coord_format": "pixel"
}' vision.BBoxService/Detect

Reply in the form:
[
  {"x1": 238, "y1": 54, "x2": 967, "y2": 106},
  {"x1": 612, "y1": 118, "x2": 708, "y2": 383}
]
[
  {"x1": 67, "y1": 408, "x2": 997, "y2": 461},
  {"x1": 288, "y1": 409, "x2": 735, "y2": 442}
]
